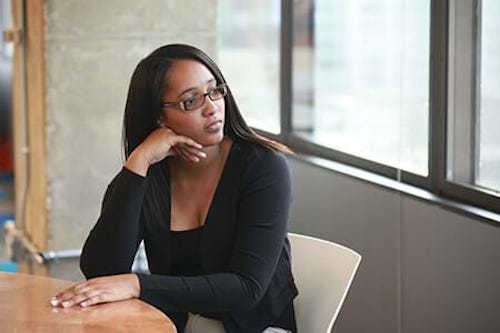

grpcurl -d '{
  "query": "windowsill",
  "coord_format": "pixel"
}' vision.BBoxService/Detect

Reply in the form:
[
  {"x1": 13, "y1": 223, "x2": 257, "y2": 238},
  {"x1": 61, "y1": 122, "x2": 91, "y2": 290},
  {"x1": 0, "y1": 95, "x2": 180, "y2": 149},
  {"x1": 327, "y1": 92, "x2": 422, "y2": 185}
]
[{"x1": 290, "y1": 152, "x2": 500, "y2": 225}]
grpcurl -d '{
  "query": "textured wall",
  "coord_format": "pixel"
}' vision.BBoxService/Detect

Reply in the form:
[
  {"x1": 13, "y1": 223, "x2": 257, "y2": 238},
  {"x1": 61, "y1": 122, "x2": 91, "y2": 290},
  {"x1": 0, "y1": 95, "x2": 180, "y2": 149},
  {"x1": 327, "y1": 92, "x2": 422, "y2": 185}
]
[
  {"x1": 45, "y1": 0, "x2": 217, "y2": 260},
  {"x1": 289, "y1": 158, "x2": 401, "y2": 333},
  {"x1": 289, "y1": 157, "x2": 500, "y2": 333}
]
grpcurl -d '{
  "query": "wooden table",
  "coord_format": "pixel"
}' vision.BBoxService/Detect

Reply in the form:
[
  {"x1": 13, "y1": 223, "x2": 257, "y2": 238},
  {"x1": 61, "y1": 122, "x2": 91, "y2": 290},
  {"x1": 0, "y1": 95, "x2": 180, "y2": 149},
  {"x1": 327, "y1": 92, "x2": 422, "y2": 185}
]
[{"x1": 0, "y1": 272, "x2": 177, "y2": 332}]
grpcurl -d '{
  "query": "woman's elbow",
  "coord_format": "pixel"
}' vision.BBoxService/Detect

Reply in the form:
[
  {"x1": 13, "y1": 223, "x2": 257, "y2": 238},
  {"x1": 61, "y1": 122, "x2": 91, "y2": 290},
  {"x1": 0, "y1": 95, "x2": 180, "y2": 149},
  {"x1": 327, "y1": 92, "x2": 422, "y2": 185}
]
[
  {"x1": 79, "y1": 252, "x2": 95, "y2": 279},
  {"x1": 236, "y1": 281, "x2": 265, "y2": 311},
  {"x1": 238, "y1": 297, "x2": 260, "y2": 311},
  {"x1": 79, "y1": 246, "x2": 105, "y2": 279}
]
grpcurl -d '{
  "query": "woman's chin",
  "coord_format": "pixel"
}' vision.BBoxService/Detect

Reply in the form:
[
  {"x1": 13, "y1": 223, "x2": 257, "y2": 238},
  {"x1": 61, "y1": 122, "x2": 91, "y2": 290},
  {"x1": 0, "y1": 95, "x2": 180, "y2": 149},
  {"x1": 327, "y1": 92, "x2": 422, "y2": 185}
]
[{"x1": 197, "y1": 132, "x2": 225, "y2": 147}]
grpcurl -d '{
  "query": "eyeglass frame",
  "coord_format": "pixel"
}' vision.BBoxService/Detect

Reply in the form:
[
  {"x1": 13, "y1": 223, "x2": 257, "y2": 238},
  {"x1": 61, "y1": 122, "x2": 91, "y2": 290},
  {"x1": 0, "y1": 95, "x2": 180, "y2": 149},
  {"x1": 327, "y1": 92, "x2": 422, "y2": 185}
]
[{"x1": 161, "y1": 83, "x2": 228, "y2": 112}]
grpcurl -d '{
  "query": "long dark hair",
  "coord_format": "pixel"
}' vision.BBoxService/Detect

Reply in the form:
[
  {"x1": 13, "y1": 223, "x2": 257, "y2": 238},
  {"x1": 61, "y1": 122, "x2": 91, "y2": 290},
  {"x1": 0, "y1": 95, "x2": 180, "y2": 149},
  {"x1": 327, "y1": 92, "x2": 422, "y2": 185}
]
[
  {"x1": 122, "y1": 43, "x2": 291, "y2": 160},
  {"x1": 121, "y1": 44, "x2": 292, "y2": 231}
]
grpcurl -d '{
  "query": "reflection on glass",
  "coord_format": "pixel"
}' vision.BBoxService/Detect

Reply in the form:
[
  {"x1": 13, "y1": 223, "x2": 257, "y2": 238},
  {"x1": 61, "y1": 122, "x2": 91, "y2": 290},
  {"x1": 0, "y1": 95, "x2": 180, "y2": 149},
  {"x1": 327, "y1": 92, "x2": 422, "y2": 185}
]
[
  {"x1": 478, "y1": 0, "x2": 500, "y2": 192},
  {"x1": 293, "y1": 0, "x2": 430, "y2": 175},
  {"x1": 217, "y1": 0, "x2": 281, "y2": 134}
]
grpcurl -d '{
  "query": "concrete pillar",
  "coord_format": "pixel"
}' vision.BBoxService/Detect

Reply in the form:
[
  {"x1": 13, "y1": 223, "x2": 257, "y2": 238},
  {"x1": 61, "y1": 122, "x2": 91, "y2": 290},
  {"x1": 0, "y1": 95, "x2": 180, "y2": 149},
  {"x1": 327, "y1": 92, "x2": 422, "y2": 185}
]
[{"x1": 44, "y1": 0, "x2": 217, "y2": 279}]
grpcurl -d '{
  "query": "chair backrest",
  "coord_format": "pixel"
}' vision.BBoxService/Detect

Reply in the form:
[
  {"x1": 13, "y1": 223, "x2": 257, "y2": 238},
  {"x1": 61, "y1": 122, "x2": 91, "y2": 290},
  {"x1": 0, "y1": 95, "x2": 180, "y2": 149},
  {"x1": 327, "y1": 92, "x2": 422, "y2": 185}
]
[{"x1": 288, "y1": 233, "x2": 361, "y2": 333}]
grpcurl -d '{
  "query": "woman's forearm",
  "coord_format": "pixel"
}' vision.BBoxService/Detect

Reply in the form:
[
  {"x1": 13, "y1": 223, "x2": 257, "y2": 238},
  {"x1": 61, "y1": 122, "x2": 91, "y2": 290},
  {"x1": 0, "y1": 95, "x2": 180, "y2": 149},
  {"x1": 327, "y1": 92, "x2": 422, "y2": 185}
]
[
  {"x1": 80, "y1": 168, "x2": 147, "y2": 278},
  {"x1": 125, "y1": 149, "x2": 150, "y2": 177}
]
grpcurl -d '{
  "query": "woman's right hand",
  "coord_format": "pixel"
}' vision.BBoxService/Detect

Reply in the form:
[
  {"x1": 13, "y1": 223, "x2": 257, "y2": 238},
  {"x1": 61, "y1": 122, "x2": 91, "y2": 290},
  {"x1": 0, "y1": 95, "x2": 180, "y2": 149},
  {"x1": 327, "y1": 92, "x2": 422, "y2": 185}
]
[{"x1": 125, "y1": 126, "x2": 206, "y2": 176}]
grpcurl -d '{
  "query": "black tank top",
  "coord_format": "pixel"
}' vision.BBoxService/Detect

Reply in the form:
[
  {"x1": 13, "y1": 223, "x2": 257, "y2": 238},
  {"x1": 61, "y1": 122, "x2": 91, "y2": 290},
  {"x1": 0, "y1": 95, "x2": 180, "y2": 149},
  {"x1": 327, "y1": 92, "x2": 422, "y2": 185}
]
[{"x1": 170, "y1": 226, "x2": 204, "y2": 276}]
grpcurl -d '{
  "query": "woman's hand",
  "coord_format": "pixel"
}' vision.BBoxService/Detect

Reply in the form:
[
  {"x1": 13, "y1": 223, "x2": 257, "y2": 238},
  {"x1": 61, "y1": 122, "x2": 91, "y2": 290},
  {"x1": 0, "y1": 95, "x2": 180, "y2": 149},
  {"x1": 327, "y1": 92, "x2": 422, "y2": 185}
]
[
  {"x1": 50, "y1": 274, "x2": 140, "y2": 308},
  {"x1": 125, "y1": 126, "x2": 206, "y2": 176}
]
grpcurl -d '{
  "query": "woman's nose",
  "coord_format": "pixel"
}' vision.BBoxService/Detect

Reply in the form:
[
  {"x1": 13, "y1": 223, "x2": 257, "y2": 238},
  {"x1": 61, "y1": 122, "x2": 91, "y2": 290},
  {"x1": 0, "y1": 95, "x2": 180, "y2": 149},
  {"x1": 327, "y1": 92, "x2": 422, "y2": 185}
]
[{"x1": 202, "y1": 97, "x2": 218, "y2": 117}]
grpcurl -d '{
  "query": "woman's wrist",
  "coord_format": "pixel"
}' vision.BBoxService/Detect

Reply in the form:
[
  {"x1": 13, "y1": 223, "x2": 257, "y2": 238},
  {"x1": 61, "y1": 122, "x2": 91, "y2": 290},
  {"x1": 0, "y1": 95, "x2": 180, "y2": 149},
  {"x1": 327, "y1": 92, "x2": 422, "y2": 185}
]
[
  {"x1": 125, "y1": 149, "x2": 150, "y2": 177},
  {"x1": 129, "y1": 274, "x2": 141, "y2": 298}
]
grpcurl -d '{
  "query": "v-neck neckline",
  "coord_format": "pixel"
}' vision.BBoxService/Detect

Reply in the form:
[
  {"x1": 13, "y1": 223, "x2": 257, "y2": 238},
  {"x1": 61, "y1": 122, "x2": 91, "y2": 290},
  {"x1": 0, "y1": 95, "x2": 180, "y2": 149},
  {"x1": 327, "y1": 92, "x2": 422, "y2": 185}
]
[{"x1": 166, "y1": 139, "x2": 236, "y2": 232}]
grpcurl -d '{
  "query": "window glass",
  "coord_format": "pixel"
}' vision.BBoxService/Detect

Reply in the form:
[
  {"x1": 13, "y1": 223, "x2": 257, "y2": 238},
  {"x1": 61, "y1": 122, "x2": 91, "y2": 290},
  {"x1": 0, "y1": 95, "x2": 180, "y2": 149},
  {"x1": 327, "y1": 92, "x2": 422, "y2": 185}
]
[
  {"x1": 477, "y1": 0, "x2": 500, "y2": 192},
  {"x1": 218, "y1": 0, "x2": 281, "y2": 134},
  {"x1": 293, "y1": 0, "x2": 430, "y2": 175}
]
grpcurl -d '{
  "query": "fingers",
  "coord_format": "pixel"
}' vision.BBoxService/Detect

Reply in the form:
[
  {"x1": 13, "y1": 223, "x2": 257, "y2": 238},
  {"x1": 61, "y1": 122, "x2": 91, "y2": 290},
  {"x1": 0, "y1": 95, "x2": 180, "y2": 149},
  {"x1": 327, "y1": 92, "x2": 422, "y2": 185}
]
[
  {"x1": 80, "y1": 294, "x2": 105, "y2": 307},
  {"x1": 52, "y1": 281, "x2": 102, "y2": 308},
  {"x1": 158, "y1": 126, "x2": 201, "y2": 148},
  {"x1": 66, "y1": 289, "x2": 102, "y2": 308},
  {"x1": 50, "y1": 274, "x2": 137, "y2": 309},
  {"x1": 172, "y1": 135, "x2": 203, "y2": 150},
  {"x1": 51, "y1": 287, "x2": 103, "y2": 308},
  {"x1": 181, "y1": 145, "x2": 207, "y2": 159},
  {"x1": 172, "y1": 146, "x2": 197, "y2": 162},
  {"x1": 154, "y1": 126, "x2": 208, "y2": 163},
  {"x1": 174, "y1": 145, "x2": 207, "y2": 162},
  {"x1": 166, "y1": 132, "x2": 206, "y2": 162},
  {"x1": 171, "y1": 146, "x2": 191, "y2": 162},
  {"x1": 52, "y1": 282, "x2": 88, "y2": 307},
  {"x1": 51, "y1": 282, "x2": 86, "y2": 307}
]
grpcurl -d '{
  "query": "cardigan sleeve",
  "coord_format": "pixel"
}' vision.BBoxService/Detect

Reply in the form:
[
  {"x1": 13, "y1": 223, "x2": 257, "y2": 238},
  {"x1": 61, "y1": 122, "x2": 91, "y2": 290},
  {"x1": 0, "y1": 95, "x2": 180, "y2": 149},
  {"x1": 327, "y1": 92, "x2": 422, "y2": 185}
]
[
  {"x1": 80, "y1": 167, "x2": 146, "y2": 279},
  {"x1": 136, "y1": 151, "x2": 291, "y2": 313}
]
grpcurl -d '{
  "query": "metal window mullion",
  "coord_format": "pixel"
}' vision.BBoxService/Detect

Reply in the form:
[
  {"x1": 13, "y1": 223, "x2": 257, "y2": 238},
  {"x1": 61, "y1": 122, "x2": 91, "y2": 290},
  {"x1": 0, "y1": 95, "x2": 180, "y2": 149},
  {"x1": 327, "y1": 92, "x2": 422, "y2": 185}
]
[
  {"x1": 440, "y1": 0, "x2": 500, "y2": 214},
  {"x1": 280, "y1": 0, "x2": 293, "y2": 142},
  {"x1": 442, "y1": 181, "x2": 500, "y2": 214},
  {"x1": 472, "y1": 0, "x2": 482, "y2": 185},
  {"x1": 429, "y1": 0, "x2": 449, "y2": 196},
  {"x1": 450, "y1": 0, "x2": 476, "y2": 185},
  {"x1": 400, "y1": 171, "x2": 430, "y2": 190}
]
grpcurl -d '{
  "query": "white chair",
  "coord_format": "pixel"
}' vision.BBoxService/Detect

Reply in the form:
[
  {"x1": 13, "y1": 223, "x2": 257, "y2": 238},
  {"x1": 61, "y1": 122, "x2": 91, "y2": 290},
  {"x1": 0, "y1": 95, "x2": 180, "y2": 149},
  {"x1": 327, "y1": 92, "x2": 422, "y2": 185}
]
[{"x1": 288, "y1": 233, "x2": 361, "y2": 333}]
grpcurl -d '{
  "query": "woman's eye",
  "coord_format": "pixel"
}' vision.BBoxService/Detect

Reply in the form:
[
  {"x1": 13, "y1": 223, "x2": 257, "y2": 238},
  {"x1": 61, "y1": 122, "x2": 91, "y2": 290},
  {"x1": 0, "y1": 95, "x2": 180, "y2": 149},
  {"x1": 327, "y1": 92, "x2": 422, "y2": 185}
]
[
  {"x1": 210, "y1": 86, "x2": 225, "y2": 98},
  {"x1": 184, "y1": 96, "x2": 199, "y2": 108}
]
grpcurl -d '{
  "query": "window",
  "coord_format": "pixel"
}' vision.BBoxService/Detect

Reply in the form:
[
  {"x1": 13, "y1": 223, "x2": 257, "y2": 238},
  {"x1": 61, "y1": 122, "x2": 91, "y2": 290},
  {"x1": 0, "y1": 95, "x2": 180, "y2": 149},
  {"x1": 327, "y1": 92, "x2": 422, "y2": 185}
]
[
  {"x1": 293, "y1": 0, "x2": 430, "y2": 176},
  {"x1": 217, "y1": 0, "x2": 281, "y2": 134},
  {"x1": 218, "y1": 0, "x2": 500, "y2": 217},
  {"x1": 447, "y1": 0, "x2": 500, "y2": 195},
  {"x1": 477, "y1": 0, "x2": 500, "y2": 192}
]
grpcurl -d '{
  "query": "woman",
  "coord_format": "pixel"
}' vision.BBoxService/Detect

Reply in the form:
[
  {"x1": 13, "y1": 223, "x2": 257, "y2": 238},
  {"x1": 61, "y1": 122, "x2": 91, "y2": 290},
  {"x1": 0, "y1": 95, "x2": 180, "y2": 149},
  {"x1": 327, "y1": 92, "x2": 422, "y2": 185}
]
[{"x1": 51, "y1": 44, "x2": 298, "y2": 333}]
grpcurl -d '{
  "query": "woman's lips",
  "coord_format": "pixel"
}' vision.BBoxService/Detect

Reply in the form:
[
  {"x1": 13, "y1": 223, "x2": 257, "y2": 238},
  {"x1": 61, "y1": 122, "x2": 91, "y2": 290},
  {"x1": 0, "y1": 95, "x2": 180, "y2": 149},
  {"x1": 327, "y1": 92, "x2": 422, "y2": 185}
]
[{"x1": 205, "y1": 120, "x2": 223, "y2": 132}]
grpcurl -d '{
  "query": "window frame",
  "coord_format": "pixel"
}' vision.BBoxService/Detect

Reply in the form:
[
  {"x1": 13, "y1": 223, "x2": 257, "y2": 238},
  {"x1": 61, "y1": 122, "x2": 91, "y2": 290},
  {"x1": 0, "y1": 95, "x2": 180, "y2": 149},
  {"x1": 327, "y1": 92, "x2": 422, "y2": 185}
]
[
  {"x1": 252, "y1": 0, "x2": 500, "y2": 219},
  {"x1": 439, "y1": 0, "x2": 500, "y2": 214}
]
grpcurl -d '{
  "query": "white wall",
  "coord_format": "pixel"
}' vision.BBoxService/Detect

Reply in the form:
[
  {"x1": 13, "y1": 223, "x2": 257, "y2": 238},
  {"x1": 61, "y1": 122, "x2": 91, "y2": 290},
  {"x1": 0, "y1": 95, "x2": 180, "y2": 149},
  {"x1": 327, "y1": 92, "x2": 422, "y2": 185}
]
[{"x1": 289, "y1": 157, "x2": 500, "y2": 333}]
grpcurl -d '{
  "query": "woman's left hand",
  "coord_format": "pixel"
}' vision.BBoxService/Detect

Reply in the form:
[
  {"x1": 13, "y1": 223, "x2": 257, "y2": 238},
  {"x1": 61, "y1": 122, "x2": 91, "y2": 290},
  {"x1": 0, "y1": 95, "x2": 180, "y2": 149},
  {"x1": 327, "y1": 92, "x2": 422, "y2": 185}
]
[{"x1": 50, "y1": 274, "x2": 140, "y2": 308}]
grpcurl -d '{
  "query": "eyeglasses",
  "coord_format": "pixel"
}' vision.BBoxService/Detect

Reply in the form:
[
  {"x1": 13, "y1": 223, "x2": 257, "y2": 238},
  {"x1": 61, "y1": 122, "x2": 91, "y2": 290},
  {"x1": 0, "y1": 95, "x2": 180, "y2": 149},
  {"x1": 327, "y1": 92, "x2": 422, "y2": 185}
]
[{"x1": 162, "y1": 83, "x2": 228, "y2": 112}]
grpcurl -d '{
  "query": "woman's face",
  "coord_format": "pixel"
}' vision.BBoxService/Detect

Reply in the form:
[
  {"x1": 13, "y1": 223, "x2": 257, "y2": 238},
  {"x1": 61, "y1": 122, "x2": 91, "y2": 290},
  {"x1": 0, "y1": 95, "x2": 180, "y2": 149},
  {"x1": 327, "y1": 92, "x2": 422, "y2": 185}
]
[{"x1": 160, "y1": 59, "x2": 225, "y2": 146}]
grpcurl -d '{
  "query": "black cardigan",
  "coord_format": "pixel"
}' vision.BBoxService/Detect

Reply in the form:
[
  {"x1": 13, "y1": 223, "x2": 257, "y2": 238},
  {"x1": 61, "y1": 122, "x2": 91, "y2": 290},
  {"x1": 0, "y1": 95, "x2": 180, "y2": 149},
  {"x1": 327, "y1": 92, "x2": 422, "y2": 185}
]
[{"x1": 79, "y1": 140, "x2": 298, "y2": 332}]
